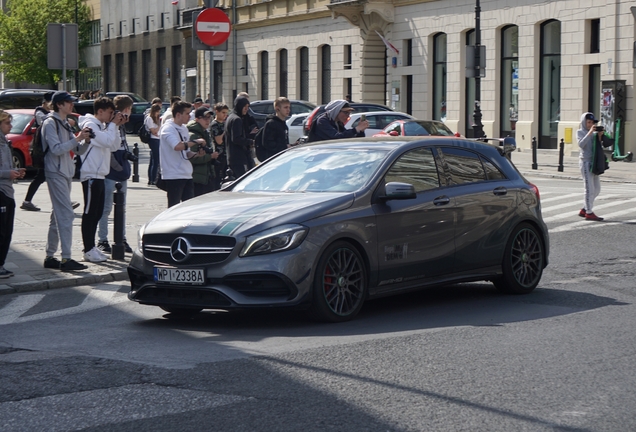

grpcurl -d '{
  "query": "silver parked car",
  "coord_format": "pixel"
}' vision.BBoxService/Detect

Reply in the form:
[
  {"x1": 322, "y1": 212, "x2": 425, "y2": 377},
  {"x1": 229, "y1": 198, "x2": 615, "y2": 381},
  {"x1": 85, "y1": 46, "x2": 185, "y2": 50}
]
[{"x1": 128, "y1": 137, "x2": 549, "y2": 322}]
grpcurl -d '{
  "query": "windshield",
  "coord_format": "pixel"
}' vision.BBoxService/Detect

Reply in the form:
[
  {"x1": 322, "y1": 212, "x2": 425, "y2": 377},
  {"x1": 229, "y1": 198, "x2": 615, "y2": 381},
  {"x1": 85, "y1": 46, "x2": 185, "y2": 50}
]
[
  {"x1": 232, "y1": 148, "x2": 388, "y2": 193},
  {"x1": 404, "y1": 121, "x2": 454, "y2": 136},
  {"x1": 9, "y1": 113, "x2": 32, "y2": 134}
]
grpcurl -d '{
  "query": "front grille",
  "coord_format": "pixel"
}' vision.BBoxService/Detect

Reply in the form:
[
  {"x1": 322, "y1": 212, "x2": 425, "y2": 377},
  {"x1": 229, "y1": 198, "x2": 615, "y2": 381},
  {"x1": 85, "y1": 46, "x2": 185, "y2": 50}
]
[
  {"x1": 135, "y1": 286, "x2": 232, "y2": 307},
  {"x1": 224, "y1": 274, "x2": 295, "y2": 299},
  {"x1": 143, "y1": 233, "x2": 236, "y2": 266}
]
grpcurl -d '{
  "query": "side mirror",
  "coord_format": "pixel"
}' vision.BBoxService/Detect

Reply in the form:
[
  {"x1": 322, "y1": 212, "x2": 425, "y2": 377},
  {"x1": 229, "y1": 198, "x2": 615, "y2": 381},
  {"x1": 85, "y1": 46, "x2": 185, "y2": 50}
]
[
  {"x1": 389, "y1": 131, "x2": 399, "y2": 136},
  {"x1": 383, "y1": 182, "x2": 416, "y2": 200}
]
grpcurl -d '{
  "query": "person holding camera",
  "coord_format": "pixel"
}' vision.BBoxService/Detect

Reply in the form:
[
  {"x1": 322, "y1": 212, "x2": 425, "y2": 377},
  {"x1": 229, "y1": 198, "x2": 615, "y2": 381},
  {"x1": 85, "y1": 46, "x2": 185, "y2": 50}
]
[
  {"x1": 97, "y1": 95, "x2": 135, "y2": 254},
  {"x1": 307, "y1": 99, "x2": 369, "y2": 142},
  {"x1": 187, "y1": 107, "x2": 218, "y2": 197},
  {"x1": 77, "y1": 97, "x2": 124, "y2": 262},
  {"x1": 210, "y1": 103, "x2": 229, "y2": 189},
  {"x1": 0, "y1": 110, "x2": 26, "y2": 278},
  {"x1": 42, "y1": 91, "x2": 93, "y2": 271},
  {"x1": 577, "y1": 112, "x2": 605, "y2": 221},
  {"x1": 261, "y1": 97, "x2": 291, "y2": 160},
  {"x1": 145, "y1": 103, "x2": 162, "y2": 186}
]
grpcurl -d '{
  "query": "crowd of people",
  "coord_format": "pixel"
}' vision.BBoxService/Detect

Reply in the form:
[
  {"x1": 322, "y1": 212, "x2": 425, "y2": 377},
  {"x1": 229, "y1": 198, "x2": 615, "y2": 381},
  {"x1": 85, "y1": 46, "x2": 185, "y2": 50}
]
[{"x1": 0, "y1": 91, "x2": 374, "y2": 277}]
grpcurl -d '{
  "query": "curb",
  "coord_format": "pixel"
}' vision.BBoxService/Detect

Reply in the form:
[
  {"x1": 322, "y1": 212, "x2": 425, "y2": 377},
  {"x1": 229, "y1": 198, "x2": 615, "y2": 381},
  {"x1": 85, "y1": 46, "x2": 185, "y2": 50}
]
[{"x1": 0, "y1": 270, "x2": 129, "y2": 296}]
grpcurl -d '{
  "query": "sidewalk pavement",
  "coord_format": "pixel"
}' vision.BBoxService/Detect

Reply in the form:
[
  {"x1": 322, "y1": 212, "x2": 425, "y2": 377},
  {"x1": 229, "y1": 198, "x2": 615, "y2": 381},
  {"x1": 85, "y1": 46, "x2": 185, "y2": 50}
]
[{"x1": 1, "y1": 142, "x2": 635, "y2": 296}]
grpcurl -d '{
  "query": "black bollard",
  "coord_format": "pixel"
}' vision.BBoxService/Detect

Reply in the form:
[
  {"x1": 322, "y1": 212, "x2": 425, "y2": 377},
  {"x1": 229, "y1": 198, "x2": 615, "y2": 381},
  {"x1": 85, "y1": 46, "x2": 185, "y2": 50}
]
[
  {"x1": 132, "y1": 143, "x2": 139, "y2": 183},
  {"x1": 222, "y1": 167, "x2": 235, "y2": 184},
  {"x1": 531, "y1": 136, "x2": 538, "y2": 170},
  {"x1": 558, "y1": 138, "x2": 564, "y2": 172},
  {"x1": 111, "y1": 182, "x2": 125, "y2": 260}
]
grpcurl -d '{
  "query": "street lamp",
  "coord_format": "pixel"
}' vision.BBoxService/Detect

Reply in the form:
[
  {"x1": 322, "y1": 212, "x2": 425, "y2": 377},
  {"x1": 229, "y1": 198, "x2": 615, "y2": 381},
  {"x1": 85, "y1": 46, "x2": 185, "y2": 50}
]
[{"x1": 471, "y1": 0, "x2": 485, "y2": 139}]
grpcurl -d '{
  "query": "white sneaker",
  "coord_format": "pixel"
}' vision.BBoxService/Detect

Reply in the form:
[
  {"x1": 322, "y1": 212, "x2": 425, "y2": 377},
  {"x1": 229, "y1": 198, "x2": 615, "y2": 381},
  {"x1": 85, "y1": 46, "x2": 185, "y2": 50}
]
[
  {"x1": 96, "y1": 247, "x2": 109, "y2": 260},
  {"x1": 83, "y1": 247, "x2": 107, "y2": 263}
]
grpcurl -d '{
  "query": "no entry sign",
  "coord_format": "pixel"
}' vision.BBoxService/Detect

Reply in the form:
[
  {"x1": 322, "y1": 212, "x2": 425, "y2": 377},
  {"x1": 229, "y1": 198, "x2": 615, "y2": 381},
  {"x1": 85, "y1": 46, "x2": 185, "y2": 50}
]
[{"x1": 195, "y1": 8, "x2": 231, "y2": 47}]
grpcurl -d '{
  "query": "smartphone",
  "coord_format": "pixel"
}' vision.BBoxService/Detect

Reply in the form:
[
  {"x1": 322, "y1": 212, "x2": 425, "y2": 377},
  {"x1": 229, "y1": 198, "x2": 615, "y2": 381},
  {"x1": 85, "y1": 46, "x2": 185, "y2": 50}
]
[{"x1": 360, "y1": 114, "x2": 366, "y2": 122}]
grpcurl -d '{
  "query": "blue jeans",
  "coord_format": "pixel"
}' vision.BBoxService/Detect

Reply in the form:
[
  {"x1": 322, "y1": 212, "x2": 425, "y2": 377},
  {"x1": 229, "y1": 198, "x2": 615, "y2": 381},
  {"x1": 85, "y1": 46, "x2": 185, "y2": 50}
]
[
  {"x1": 148, "y1": 138, "x2": 160, "y2": 184},
  {"x1": 98, "y1": 178, "x2": 127, "y2": 243}
]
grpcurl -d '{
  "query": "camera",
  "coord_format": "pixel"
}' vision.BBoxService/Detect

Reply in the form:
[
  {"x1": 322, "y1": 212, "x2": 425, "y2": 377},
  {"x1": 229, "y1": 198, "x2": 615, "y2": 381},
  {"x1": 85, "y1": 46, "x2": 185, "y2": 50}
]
[
  {"x1": 124, "y1": 151, "x2": 138, "y2": 162},
  {"x1": 594, "y1": 125, "x2": 604, "y2": 132},
  {"x1": 201, "y1": 146, "x2": 217, "y2": 155},
  {"x1": 86, "y1": 128, "x2": 96, "y2": 139}
]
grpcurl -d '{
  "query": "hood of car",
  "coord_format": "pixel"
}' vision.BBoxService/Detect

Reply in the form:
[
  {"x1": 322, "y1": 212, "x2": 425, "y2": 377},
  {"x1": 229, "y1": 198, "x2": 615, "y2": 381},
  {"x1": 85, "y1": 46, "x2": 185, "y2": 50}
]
[{"x1": 144, "y1": 191, "x2": 355, "y2": 237}]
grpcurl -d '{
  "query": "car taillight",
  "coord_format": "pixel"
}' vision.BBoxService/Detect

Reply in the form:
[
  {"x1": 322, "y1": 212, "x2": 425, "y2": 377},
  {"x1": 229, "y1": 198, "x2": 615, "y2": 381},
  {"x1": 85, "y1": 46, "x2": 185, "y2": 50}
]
[
  {"x1": 529, "y1": 182, "x2": 540, "y2": 201},
  {"x1": 304, "y1": 110, "x2": 317, "y2": 134}
]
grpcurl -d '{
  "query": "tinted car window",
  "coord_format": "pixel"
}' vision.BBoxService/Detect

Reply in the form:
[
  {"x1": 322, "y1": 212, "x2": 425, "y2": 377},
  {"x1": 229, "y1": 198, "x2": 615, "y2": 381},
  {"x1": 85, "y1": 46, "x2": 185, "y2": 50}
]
[
  {"x1": 481, "y1": 156, "x2": 506, "y2": 180},
  {"x1": 251, "y1": 103, "x2": 274, "y2": 114},
  {"x1": 290, "y1": 102, "x2": 314, "y2": 114},
  {"x1": 385, "y1": 148, "x2": 440, "y2": 193},
  {"x1": 386, "y1": 122, "x2": 401, "y2": 134},
  {"x1": 439, "y1": 147, "x2": 486, "y2": 185},
  {"x1": 9, "y1": 113, "x2": 32, "y2": 134},
  {"x1": 290, "y1": 116, "x2": 307, "y2": 126}
]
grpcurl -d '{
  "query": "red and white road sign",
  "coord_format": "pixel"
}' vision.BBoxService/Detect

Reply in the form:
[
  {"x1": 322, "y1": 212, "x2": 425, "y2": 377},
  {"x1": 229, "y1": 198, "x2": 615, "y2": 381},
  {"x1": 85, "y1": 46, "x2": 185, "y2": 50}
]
[{"x1": 195, "y1": 8, "x2": 231, "y2": 47}]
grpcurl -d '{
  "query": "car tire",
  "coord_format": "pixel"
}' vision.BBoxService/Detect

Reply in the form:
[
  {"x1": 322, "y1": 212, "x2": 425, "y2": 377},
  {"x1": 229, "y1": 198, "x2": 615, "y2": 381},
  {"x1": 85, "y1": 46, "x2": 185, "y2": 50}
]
[
  {"x1": 310, "y1": 241, "x2": 367, "y2": 323},
  {"x1": 160, "y1": 306, "x2": 203, "y2": 316},
  {"x1": 12, "y1": 149, "x2": 25, "y2": 170},
  {"x1": 493, "y1": 222, "x2": 544, "y2": 294}
]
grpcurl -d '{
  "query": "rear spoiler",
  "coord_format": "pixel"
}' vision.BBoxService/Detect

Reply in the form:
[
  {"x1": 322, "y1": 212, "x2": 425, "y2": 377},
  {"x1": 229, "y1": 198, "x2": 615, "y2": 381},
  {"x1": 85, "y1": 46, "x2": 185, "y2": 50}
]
[{"x1": 476, "y1": 137, "x2": 516, "y2": 157}]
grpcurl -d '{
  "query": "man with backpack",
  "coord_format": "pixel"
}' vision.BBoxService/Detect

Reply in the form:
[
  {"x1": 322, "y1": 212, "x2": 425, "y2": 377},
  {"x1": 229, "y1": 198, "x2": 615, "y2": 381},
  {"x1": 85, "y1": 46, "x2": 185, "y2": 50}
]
[
  {"x1": 225, "y1": 95, "x2": 255, "y2": 178},
  {"x1": 257, "y1": 97, "x2": 290, "y2": 161},
  {"x1": 307, "y1": 99, "x2": 368, "y2": 142},
  {"x1": 42, "y1": 91, "x2": 93, "y2": 271}
]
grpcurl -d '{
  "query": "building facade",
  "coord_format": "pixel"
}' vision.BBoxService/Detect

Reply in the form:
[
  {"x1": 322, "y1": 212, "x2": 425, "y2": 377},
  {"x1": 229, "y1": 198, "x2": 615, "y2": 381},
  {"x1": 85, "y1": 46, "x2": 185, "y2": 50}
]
[{"x1": 102, "y1": 0, "x2": 636, "y2": 154}]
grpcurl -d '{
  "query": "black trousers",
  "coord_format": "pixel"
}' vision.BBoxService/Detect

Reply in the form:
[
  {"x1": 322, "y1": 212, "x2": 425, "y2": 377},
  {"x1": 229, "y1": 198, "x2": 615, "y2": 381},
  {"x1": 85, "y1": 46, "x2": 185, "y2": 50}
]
[
  {"x1": 0, "y1": 191, "x2": 16, "y2": 267},
  {"x1": 24, "y1": 168, "x2": 46, "y2": 202},
  {"x1": 164, "y1": 178, "x2": 194, "y2": 208},
  {"x1": 81, "y1": 178, "x2": 105, "y2": 252},
  {"x1": 193, "y1": 181, "x2": 214, "y2": 197}
]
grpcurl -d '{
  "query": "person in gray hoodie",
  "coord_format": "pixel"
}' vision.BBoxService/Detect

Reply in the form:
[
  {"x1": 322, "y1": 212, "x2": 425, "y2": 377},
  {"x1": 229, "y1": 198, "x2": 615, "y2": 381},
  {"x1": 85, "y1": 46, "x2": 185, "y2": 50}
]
[
  {"x1": 577, "y1": 112, "x2": 604, "y2": 221},
  {"x1": 42, "y1": 91, "x2": 93, "y2": 271},
  {"x1": 0, "y1": 110, "x2": 26, "y2": 278}
]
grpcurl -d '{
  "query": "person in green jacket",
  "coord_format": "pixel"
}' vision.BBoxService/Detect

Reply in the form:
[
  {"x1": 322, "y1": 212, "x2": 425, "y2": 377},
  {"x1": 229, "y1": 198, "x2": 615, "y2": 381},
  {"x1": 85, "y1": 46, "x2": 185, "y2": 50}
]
[{"x1": 187, "y1": 107, "x2": 219, "y2": 197}]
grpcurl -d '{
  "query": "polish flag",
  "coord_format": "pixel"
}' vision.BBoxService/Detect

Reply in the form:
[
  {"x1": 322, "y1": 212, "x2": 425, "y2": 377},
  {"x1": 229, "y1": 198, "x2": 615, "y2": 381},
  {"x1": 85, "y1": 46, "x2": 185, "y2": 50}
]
[
  {"x1": 171, "y1": 0, "x2": 179, "y2": 5},
  {"x1": 375, "y1": 30, "x2": 399, "y2": 55}
]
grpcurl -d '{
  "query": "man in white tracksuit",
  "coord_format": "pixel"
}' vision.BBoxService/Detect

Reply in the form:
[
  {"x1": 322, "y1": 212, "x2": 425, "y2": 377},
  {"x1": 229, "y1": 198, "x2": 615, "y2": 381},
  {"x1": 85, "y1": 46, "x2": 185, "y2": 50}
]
[
  {"x1": 78, "y1": 97, "x2": 125, "y2": 262},
  {"x1": 577, "y1": 112, "x2": 604, "y2": 221}
]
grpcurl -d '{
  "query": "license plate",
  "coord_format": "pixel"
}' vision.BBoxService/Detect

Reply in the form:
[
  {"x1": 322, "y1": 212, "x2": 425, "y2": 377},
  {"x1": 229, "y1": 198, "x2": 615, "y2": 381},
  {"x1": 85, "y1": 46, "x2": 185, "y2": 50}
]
[{"x1": 154, "y1": 267, "x2": 205, "y2": 285}]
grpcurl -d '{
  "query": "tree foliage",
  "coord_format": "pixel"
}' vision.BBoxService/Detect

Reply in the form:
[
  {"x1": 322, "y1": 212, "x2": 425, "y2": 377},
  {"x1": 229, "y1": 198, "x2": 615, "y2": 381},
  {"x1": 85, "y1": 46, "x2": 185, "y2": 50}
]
[{"x1": 0, "y1": 0, "x2": 92, "y2": 87}]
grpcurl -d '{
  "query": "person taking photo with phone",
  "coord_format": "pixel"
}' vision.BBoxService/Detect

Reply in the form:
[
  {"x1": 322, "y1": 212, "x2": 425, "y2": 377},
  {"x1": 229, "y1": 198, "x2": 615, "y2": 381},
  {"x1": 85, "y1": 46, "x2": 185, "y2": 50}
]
[
  {"x1": 577, "y1": 112, "x2": 605, "y2": 221},
  {"x1": 307, "y1": 99, "x2": 369, "y2": 142}
]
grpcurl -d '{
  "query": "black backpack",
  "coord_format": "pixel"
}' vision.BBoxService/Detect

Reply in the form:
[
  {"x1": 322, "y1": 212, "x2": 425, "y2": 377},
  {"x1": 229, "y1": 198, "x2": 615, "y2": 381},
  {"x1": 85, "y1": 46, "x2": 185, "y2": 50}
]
[
  {"x1": 31, "y1": 116, "x2": 62, "y2": 169},
  {"x1": 138, "y1": 122, "x2": 151, "y2": 143},
  {"x1": 254, "y1": 123, "x2": 269, "y2": 162}
]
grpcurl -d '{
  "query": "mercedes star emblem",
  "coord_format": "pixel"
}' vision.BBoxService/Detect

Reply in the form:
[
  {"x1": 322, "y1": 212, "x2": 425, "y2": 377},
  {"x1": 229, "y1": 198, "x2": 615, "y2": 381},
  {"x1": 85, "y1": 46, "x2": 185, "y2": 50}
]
[{"x1": 170, "y1": 237, "x2": 191, "y2": 262}]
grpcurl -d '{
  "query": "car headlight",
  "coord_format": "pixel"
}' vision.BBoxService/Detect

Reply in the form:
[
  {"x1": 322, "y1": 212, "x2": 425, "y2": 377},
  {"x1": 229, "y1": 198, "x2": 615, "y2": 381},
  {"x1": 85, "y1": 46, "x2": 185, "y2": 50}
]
[
  {"x1": 137, "y1": 224, "x2": 146, "y2": 251},
  {"x1": 240, "y1": 224, "x2": 308, "y2": 257}
]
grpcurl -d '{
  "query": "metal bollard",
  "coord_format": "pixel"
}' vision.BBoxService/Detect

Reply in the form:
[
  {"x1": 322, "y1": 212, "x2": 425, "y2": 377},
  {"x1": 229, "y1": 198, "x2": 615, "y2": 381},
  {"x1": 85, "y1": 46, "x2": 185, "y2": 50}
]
[
  {"x1": 132, "y1": 143, "x2": 139, "y2": 183},
  {"x1": 531, "y1": 137, "x2": 538, "y2": 170},
  {"x1": 558, "y1": 138, "x2": 564, "y2": 172},
  {"x1": 222, "y1": 167, "x2": 235, "y2": 184},
  {"x1": 111, "y1": 182, "x2": 125, "y2": 260}
]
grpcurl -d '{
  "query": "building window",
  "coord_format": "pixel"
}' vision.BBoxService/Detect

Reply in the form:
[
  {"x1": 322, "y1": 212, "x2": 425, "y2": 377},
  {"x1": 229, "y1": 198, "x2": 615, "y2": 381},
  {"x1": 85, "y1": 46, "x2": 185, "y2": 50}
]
[
  {"x1": 405, "y1": 39, "x2": 412, "y2": 66},
  {"x1": 141, "y1": 49, "x2": 151, "y2": 100},
  {"x1": 320, "y1": 45, "x2": 331, "y2": 104},
  {"x1": 89, "y1": 20, "x2": 100, "y2": 45},
  {"x1": 146, "y1": 15, "x2": 154, "y2": 32},
  {"x1": 344, "y1": 45, "x2": 352, "y2": 69},
  {"x1": 539, "y1": 20, "x2": 561, "y2": 149},
  {"x1": 260, "y1": 51, "x2": 269, "y2": 100},
  {"x1": 115, "y1": 53, "x2": 124, "y2": 90},
  {"x1": 242, "y1": 55, "x2": 249, "y2": 75},
  {"x1": 465, "y1": 29, "x2": 476, "y2": 137},
  {"x1": 279, "y1": 49, "x2": 288, "y2": 97},
  {"x1": 129, "y1": 51, "x2": 137, "y2": 93},
  {"x1": 588, "y1": 64, "x2": 601, "y2": 117},
  {"x1": 500, "y1": 25, "x2": 519, "y2": 137},
  {"x1": 344, "y1": 78, "x2": 352, "y2": 102},
  {"x1": 590, "y1": 19, "x2": 600, "y2": 54},
  {"x1": 156, "y1": 47, "x2": 166, "y2": 101},
  {"x1": 103, "y1": 55, "x2": 111, "y2": 92},
  {"x1": 119, "y1": 20, "x2": 126, "y2": 37},
  {"x1": 405, "y1": 75, "x2": 413, "y2": 115},
  {"x1": 433, "y1": 33, "x2": 447, "y2": 122},
  {"x1": 299, "y1": 47, "x2": 309, "y2": 101}
]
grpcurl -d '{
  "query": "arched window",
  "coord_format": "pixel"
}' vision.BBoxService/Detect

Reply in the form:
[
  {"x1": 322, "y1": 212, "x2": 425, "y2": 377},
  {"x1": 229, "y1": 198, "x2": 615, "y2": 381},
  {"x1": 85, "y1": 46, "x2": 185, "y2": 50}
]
[
  {"x1": 500, "y1": 25, "x2": 519, "y2": 137},
  {"x1": 539, "y1": 20, "x2": 561, "y2": 149},
  {"x1": 260, "y1": 51, "x2": 269, "y2": 100},
  {"x1": 279, "y1": 49, "x2": 288, "y2": 97},
  {"x1": 320, "y1": 45, "x2": 331, "y2": 104},
  {"x1": 432, "y1": 33, "x2": 447, "y2": 122},
  {"x1": 465, "y1": 30, "x2": 475, "y2": 137},
  {"x1": 298, "y1": 47, "x2": 309, "y2": 101}
]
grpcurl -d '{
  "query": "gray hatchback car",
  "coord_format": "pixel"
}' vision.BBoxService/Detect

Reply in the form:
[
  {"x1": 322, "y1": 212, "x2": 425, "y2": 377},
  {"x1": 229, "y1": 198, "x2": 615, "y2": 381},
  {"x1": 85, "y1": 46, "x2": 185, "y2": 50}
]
[{"x1": 128, "y1": 137, "x2": 549, "y2": 322}]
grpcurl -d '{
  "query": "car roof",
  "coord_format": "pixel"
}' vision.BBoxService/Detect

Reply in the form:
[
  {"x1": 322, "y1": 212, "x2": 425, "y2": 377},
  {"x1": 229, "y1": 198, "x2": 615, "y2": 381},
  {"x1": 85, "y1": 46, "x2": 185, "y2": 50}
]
[
  {"x1": 348, "y1": 111, "x2": 411, "y2": 117},
  {"x1": 6, "y1": 109, "x2": 35, "y2": 115}
]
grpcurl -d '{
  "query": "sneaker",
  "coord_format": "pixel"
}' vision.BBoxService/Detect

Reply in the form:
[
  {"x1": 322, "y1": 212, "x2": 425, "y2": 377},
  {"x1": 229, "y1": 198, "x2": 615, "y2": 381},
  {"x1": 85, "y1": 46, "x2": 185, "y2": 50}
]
[
  {"x1": 71, "y1": 201, "x2": 80, "y2": 210},
  {"x1": 83, "y1": 247, "x2": 107, "y2": 263},
  {"x1": 43, "y1": 256, "x2": 61, "y2": 269},
  {"x1": 585, "y1": 212, "x2": 604, "y2": 221},
  {"x1": 0, "y1": 267, "x2": 13, "y2": 279},
  {"x1": 123, "y1": 241, "x2": 133, "y2": 254},
  {"x1": 60, "y1": 259, "x2": 88, "y2": 272},
  {"x1": 20, "y1": 201, "x2": 41, "y2": 211},
  {"x1": 578, "y1": 208, "x2": 586, "y2": 217},
  {"x1": 97, "y1": 240, "x2": 112, "y2": 254}
]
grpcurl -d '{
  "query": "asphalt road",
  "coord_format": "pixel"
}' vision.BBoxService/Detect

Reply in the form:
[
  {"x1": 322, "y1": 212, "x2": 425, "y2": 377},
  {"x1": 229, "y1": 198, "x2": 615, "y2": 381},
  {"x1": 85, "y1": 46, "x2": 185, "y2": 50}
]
[{"x1": 1, "y1": 176, "x2": 636, "y2": 431}]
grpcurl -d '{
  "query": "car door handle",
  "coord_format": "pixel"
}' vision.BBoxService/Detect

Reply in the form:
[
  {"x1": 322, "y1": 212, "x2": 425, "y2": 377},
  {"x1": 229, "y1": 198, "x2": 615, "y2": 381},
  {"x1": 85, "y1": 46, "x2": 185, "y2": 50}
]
[
  {"x1": 493, "y1": 187, "x2": 508, "y2": 196},
  {"x1": 433, "y1": 196, "x2": 451, "y2": 206}
]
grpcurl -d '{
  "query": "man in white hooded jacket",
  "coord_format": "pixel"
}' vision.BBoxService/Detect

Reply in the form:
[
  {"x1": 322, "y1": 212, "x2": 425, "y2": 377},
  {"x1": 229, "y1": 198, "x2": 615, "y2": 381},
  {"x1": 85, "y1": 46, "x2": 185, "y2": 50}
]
[
  {"x1": 577, "y1": 112, "x2": 604, "y2": 221},
  {"x1": 78, "y1": 97, "x2": 125, "y2": 262}
]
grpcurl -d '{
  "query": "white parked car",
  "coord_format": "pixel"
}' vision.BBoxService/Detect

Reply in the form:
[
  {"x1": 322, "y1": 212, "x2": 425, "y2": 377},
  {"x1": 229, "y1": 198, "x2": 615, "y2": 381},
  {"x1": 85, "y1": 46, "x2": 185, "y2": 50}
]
[
  {"x1": 286, "y1": 113, "x2": 309, "y2": 145},
  {"x1": 344, "y1": 111, "x2": 416, "y2": 137}
]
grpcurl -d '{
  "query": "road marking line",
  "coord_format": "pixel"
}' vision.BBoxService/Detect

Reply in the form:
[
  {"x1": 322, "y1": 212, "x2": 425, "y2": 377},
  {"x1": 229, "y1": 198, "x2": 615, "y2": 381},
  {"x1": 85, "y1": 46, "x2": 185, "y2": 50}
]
[
  {"x1": 544, "y1": 196, "x2": 636, "y2": 223},
  {"x1": 540, "y1": 193, "x2": 581, "y2": 204},
  {"x1": 0, "y1": 294, "x2": 45, "y2": 325},
  {"x1": 551, "y1": 207, "x2": 636, "y2": 233}
]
